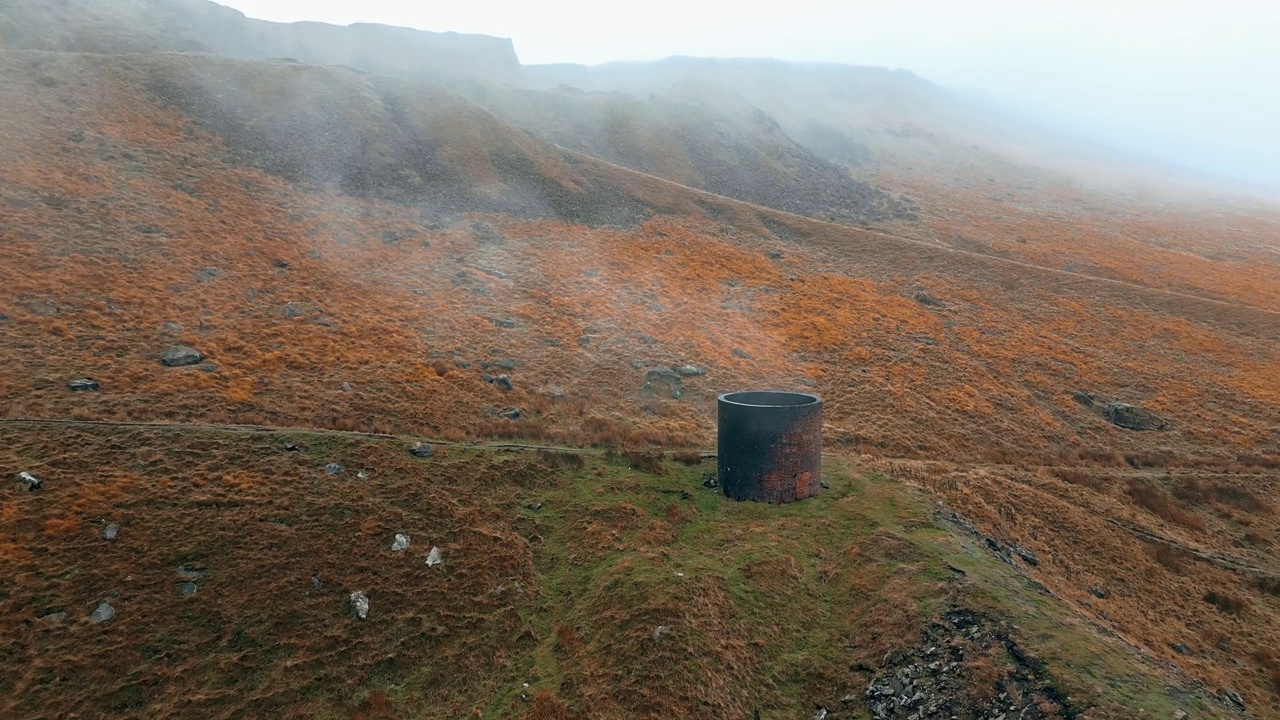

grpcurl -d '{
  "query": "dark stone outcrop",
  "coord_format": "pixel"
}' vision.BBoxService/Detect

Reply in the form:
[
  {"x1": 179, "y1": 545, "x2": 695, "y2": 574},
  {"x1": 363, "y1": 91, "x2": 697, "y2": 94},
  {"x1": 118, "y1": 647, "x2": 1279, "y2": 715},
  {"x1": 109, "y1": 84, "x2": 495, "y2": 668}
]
[{"x1": 159, "y1": 346, "x2": 204, "y2": 367}]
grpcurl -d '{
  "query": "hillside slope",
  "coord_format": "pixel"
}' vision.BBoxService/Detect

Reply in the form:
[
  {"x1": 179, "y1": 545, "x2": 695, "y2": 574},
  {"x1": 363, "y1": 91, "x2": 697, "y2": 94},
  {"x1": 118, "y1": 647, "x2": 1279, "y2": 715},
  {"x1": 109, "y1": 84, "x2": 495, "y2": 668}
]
[
  {"x1": 1, "y1": 14, "x2": 1280, "y2": 719},
  {"x1": 0, "y1": 0, "x2": 519, "y2": 82},
  {"x1": 455, "y1": 78, "x2": 908, "y2": 224},
  {"x1": 525, "y1": 57, "x2": 1280, "y2": 312},
  {"x1": 0, "y1": 422, "x2": 1245, "y2": 719}
]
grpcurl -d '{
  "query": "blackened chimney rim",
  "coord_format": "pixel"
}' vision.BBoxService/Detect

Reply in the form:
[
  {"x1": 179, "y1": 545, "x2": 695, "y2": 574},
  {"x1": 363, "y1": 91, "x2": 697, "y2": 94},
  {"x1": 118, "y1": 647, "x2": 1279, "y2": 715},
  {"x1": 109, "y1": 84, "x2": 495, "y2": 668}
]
[{"x1": 718, "y1": 390, "x2": 821, "y2": 408}]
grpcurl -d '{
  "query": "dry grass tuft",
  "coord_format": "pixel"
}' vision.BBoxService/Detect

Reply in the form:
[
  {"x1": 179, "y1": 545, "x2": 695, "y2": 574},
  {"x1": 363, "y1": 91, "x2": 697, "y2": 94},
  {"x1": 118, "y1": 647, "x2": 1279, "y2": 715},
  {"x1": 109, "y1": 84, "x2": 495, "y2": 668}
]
[
  {"x1": 671, "y1": 450, "x2": 703, "y2": 466},
  {"x1": 1125, "y1": 479, "x2": 1204, "y2": 530},
  {"x1": 1202, "y1": 590, "x2": 1248, "y2": 615},
  {"x1": 522, "y1": 692, "x2": 571, "y2": 720},
  {"x1": 1149, "y1": 545, "x2": 1193, "y2": 575}
]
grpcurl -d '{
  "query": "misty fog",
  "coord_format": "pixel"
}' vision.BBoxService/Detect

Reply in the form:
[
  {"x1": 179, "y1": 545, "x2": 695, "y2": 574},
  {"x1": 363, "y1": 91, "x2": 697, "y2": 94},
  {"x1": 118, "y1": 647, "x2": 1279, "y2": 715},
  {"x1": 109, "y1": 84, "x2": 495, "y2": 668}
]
[{"x1": 218, "y1": 0, "x2": 1280, "y2": 191}]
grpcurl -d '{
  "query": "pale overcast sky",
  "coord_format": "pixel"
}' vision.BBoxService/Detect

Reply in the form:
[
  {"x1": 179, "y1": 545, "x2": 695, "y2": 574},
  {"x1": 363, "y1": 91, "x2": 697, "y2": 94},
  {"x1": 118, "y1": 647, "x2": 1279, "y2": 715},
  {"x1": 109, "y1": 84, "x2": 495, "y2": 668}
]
[{"x1": 218, "y1": 0, "x2": 1280, "y2": 188}]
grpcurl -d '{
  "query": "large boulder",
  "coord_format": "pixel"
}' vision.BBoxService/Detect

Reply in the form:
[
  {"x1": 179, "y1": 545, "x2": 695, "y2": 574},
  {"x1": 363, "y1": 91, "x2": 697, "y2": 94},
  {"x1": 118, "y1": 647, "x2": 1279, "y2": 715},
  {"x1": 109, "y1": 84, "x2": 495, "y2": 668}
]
[
  {"x1": 159, "y1": 346, "x2": 204, "y2": 367},
  {"x1": 643, "y1": 367, "x2": 684, "y2": 399},
  {"x1": 1102, "y1": 402, "x2": 1168, "y2": 431}
]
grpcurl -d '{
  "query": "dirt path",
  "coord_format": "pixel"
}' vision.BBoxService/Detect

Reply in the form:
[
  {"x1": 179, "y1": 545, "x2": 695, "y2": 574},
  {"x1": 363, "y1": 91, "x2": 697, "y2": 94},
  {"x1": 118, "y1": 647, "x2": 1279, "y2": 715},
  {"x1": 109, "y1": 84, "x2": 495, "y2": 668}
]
[
  {"x1": 0, "y1": 416, "x2": 717, "y2": 457},
  {"x1": 561, "y1": 146, "x2": 1280, "y2": 319}
]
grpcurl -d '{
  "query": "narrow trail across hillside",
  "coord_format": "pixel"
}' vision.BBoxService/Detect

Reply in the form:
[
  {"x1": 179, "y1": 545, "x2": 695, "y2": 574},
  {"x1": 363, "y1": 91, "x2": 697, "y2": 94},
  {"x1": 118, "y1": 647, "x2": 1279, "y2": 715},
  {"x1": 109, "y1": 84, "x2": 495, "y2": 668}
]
[
  {"x1": 560, "y1": 147, "x2": 1280, "y2": 319},
  {"x1": 9, "y1": 417, "x2": 1277, "y2": 582},
  {"x1": 0, "y1": 417, "x2": 715, "y2": 457}
]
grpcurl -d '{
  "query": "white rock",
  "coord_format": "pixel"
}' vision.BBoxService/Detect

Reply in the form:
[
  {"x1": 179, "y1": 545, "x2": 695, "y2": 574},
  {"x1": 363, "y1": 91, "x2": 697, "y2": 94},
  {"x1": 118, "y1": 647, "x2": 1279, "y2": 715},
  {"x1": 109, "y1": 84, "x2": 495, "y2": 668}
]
[
  {"x1": 349, "y1": 591, "x2": 369, "y2": 620},
  {"x1": 425, "y1": 546, "x2": 443, "y2": 567},
  {"x1": 391, "y1": 534, "x2": 410, "y2": 552}
]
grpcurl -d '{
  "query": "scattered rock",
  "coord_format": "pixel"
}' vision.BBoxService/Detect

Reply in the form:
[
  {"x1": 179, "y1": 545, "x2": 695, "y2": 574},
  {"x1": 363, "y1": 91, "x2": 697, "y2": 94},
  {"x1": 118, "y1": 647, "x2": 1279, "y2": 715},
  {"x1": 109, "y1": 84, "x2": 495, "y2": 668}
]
[
  {"x1": 491, "y1": 317, "x2": 519, "y2": 329},
  {"x1": 643, "y1": 367, "x2": 684, "y2": 399},
  {"x1": 181, "y1": 582, "x2": 197, "y2": 596},
  {"x1": 864, "y1": 608, "x2": 1071, "y2": 719},
  {"x1": 340, "y1": 382, "x2": 353, "y2": 392},
  {"x1": 912, "y1": 287, "x2": 945, "y2": 307},
  {"x1": 0, "y1": 313, "x2": 9, "y2": 322},
  {"x1": 471, "y1": 221, "x2": 505, "y2": 245},
  {"x1": 282, "y1": 302, "x2": 324, "y2": 320},
  {"x1": 483, "y1": 360, "x2": 518, "y2": 371},
  {"x1": 1089, "y1": 585, "x2": 1109, "y2": 599},
  {"x1": 198, "y1": 363, "x2": 219, "y2": 373},
  {"x1": 1076, "y1": 392, "x2": 1169, "y2": 430},
  {"x1": 527, "y1": 502, "x2": 543, "y2": 512},
  {"x1": 324, "y1": 463, "x2": 343, "y2": 475},
  {"x1": 38, "y1": 611, "x2": 68, "y2": 625},
  {"x1": 391, "y1": 534, "x2": 411, "y2": 552},
  {"x1": 813, "y1": 708, "x2": 829, "y2": 720},
  {"x1": 702, "y1": 474, "x2": 718, "y2": 489},
  {"x1": 194, "y1": 267, "x2": 220, "y2": 283},
  {"x1": 90, "y1": 601, "x2": 115, "y2": 624},
  {"x1": 67, "y1": 378, "x2": 100, "y2": 391},
  {"x1": 311, "y1": 575, "x2": 324, "y2": 590},
  {"x1": 357, "y1": 470, "x2": 371, "y2": 480},
  {"x1": 162, "y1": 322, "x2": 183, "y2": 333},
  {"x1": 173, "y1": 181, "x2": 198, "y2": 195},
  {"x1": 101, "y1": 524, "x2": 119, "y2": 540},
  {"x1": 483, "y1": 374, "x2": 514, "y2": 392},
  {"x1": 1173, "y1": 710, "x2": 1188, "y2": 720},
  {"x1": 673, "y1": 364, "x2": 707, "y2": 377},
  {"x1": 425, "y1": 546, "x2": 443, "y2": 567},
  {"x1": 17, "y1": 471, "x2": 42, "y2": 491},
  {"x1": 1224, "y1": 691, "x2": 1246, "y2": 712},
  {"x1": 1011, "y1": 544, "x2": 1039, "y2": 566},
  {"x1": 1102, "y1": 402, "x2": 1168, "y2": 431},
  {"x1": 177, "y1": 564, "x2": 206, "y2": 581},
  {"x1": 159, "y1": 345, "x2": 204, "y2": 367},
  {"x1": 767, "y1": 250, "x2": 783, "y2": 259},
  {"x1": 731, "y1": 348, "x2": 754, "y2": 360},
  {"x1": 349, "y1": 591, "x2": 369, "y2": 621},
  {"x1": 135, "y1": 224, "x2": 165, "y2": 235},
  {"x1": 24, "y1": 298, "x2": 60, "y2": 316},
  {"x1": 274, "y1": 258, "x2": 290, "y2": 268},
  {"x1": 1171, "y1": 643, "x2": 1192, "y2": 655},
  {"x1": 501, "y1": 408, "x2": 524, "y2": 420},
  {"x1": 1072, "y1": 390, "x2": 1097, "y2": 408},
  {"x1": 409, "y1": 442, "x2": 433, "y2": 458},
  {"x1": 652, "y1": 625, "x2": 667, "y2": 641},
  {"x1": 381, "y1": 230, "x2": 400, "y2": 244},
  {"x1": 283, "y1": 441, "x2": 300, "y2": 452}
]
